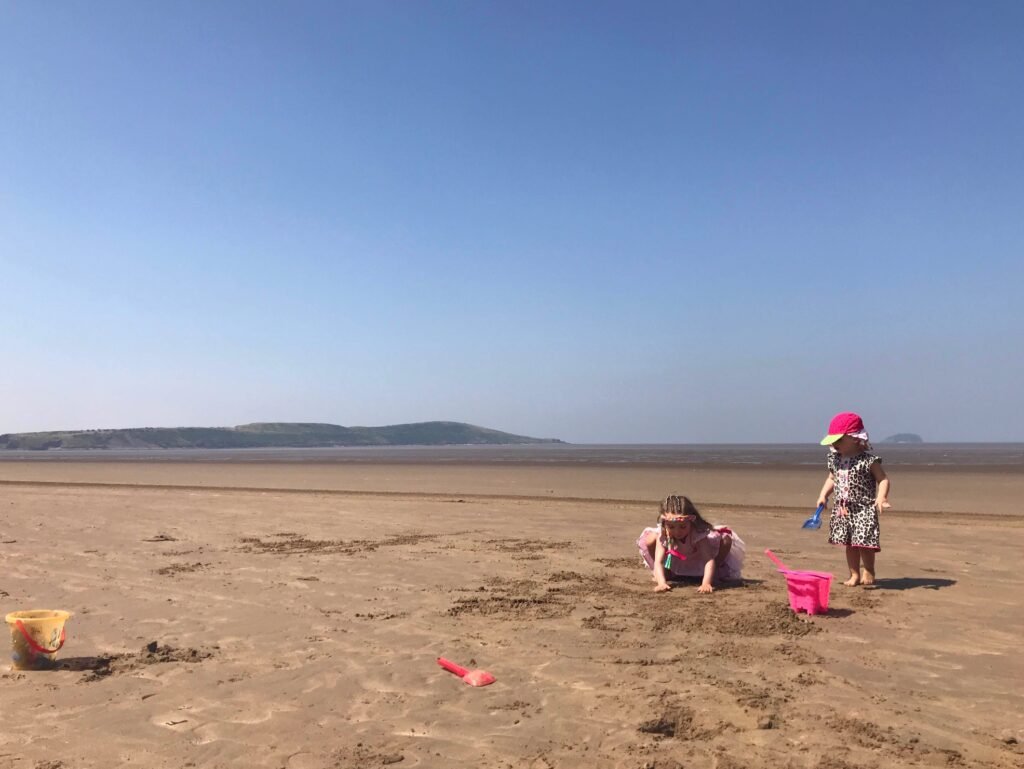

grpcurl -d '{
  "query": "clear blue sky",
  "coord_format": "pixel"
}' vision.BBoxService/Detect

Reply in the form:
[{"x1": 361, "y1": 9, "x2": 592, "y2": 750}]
[{"x1": 2, "y1": 1, "x2": 1022, "y2": 442}]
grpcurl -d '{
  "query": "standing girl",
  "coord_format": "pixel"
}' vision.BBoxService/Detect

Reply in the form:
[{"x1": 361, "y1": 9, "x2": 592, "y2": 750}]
[
  {"x1": 637, "y1": 495, "x2": 745, "y2": 594},
  {"x1": 817, "y1": 412, "x2": 891, "y2": 586}
]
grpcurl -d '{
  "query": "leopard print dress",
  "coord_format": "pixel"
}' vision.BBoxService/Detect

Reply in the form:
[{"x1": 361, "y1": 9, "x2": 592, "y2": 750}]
[{"x1": 827, "y1": 450, "x2": 881, "y2": 550}]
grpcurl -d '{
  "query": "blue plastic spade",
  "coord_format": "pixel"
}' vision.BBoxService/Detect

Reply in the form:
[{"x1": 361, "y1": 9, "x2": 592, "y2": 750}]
[{"x1": 802, "y1": 503, "x2": 825, "y2": 530}]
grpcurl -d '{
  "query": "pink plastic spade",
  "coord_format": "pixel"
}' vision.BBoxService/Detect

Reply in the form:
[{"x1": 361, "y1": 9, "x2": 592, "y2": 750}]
[{"x1": 437, "y1": 657, "x2": 496, "y2": 687}]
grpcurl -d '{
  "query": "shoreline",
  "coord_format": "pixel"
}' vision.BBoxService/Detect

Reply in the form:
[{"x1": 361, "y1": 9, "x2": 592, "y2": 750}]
[{"x1": 2, "y1": 442, "x2": 1022, "y2": 469}]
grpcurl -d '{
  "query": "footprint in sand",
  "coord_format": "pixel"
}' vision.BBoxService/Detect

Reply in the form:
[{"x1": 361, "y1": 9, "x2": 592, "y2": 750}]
[
  {"x1": 152, "y1": 712, "x2": 193, "y2": 731},
  {"x1": 285, "y1": 753, "x2": 323, "y2": 769},
  {"x1": 186, "y1": 701, "x2": 298, "y2": 746}
]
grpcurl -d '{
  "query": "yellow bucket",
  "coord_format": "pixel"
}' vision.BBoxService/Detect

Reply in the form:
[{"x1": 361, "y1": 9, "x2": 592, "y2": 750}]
[{"x1": 5, "y1": 610, "x2": 72, "y2": 670}]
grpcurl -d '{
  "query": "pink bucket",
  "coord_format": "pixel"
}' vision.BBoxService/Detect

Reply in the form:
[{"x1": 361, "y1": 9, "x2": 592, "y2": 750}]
[
  {"x1": 779, "y1": 569, "x2": 832, "y2": 614},
  {"x1": 764, "y1": 550, "x2": 833, "y2": 615}
]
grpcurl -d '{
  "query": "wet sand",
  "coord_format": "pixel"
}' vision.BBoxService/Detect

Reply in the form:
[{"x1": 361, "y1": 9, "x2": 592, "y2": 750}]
[
  {"x1": 0, "y1": 462, "x2": 1021, "y2": 768},
  {"x1": 1, "y1": 459, "x2": 1021, "y2": 514}
]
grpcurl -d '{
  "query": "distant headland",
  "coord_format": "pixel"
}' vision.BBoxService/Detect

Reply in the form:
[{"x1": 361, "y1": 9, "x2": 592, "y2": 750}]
[
  {"x1": 0, "y1": 422, "x2": 565, "y2": 450},
  {"x1": 882, "y1": 433, "x2": 924, "y2": 444}
]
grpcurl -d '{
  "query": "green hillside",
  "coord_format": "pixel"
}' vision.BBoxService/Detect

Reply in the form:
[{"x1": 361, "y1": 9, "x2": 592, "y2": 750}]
[{"x1": 0, "y1": 422, "x2": 562, "y2": 450}]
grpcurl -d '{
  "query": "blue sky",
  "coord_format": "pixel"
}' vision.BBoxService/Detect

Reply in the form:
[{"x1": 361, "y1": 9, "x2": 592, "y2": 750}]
[{"x1": 2, "y1": 1, "x2": 1022, "y2": 442}]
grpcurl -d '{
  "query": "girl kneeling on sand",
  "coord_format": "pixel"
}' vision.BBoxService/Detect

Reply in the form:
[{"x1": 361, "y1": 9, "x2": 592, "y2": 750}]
[{"x1": 637, "y1": 495, "x2": 745, "y2": 594}]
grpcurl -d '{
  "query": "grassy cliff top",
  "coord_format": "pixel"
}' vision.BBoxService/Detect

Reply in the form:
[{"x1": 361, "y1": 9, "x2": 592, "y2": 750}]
[{"x1": 0, "y1": 421, "x2": 563, "y2": 450}]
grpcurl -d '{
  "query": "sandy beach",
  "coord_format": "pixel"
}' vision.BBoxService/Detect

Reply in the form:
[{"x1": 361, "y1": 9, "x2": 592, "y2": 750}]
[{"x1": 1, "y1": 461, "x2": 1022, "y2": 768}]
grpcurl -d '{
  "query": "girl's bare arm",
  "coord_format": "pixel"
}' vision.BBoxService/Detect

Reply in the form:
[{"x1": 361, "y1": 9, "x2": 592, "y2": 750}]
[
  {"x1": 698, "y1": 538, "x2": 718, "y2": 594},
  {"x1": 817, "y1": 475, "x2": 835, "y2": 507},
  {"x1": 871, "y1": 461, "x2": 891, "y2": 510},
  {"x1": 653, "y1": 538, "x2": 671, "y2": 592}
]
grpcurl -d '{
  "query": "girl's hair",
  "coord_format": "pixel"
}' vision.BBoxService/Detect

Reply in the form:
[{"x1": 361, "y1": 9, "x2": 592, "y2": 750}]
[
  {"x1": 658, "y1": 495, "x2": 712, "y2": 534},
  {"x1": 832, "y1": 436, "x2": 872, "y2": 453}
]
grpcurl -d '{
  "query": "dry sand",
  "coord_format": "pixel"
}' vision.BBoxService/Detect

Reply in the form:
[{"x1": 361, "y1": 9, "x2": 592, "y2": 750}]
[{"x1": 0, "y1": 462, "x2": 1021, "y2": 769}]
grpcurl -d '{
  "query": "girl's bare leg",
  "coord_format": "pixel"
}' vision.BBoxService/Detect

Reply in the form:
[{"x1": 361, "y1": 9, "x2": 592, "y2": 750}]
[
  {"x1": 843, "y1": 546, "x2": 861, "y2": 586},
  {"x1": 860, "y1": 550, "x2": 876, "y2": 585},
  {"x1": 715, "y1": 534, "x2": 733, "y2": 566},
  {"x1": 710, "y1": 534, "x2": 734, "y2": 585}
]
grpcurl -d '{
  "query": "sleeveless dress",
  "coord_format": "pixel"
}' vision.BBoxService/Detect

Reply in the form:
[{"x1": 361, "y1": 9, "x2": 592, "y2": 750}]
[
  {"x1": 636, "y1": 525, "x2": 745, "y2": 581},
  {"x1": 827, "y1": 450, "x2": 881, "y2": 550}
]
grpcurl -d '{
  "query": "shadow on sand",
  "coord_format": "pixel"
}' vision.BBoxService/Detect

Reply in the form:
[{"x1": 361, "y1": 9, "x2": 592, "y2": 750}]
[
  {"x1": 819, "y1": 608, "x2": 855, "y2": 618},
  {"x1": 665, "y1": 577, "x2": 761, "y2": 591},
  {"x1": 867, "y1": 577, "x2": 957, "y2": 591},
  {"x1": 54, "y1": 656, "x2": 113, "y2": 672}
]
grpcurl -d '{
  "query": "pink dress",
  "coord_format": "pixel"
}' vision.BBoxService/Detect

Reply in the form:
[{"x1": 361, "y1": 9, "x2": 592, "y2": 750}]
[{"x1": 636, "y1": 524, "x2": 745, "y2": 581}]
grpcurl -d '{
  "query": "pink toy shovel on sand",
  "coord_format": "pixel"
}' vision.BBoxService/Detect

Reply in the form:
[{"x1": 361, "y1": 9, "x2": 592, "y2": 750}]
[{"x1": 437, "y1": 657, "x2": 496, "y2": 687}]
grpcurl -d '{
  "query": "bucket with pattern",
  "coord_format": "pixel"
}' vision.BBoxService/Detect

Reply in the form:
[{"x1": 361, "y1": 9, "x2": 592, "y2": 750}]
[{"x1": 5, "y1": 610, "x2": 72, "y2": 670}]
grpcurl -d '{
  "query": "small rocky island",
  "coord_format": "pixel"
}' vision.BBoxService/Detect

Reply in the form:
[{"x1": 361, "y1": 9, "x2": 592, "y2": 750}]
[{"x1": 882, "y1": 433, "x2": 924, "y2": 444}]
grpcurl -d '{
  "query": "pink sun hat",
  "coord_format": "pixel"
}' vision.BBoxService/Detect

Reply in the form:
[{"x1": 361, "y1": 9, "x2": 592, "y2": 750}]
[{"x1": 820, "y1": 412, "x2": 869, "y2": 446}]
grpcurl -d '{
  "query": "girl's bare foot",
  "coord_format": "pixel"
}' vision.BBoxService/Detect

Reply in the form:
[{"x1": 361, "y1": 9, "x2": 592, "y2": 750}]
[
  {"x1": 843, "y1": 547, "x2": 862, "y2": 587},
  {"x1": 860, "y1": 552, "x2": 877, "y2": 586}
]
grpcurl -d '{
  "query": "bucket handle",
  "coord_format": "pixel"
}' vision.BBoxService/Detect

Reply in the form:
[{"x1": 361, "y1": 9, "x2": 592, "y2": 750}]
[
  {"x1": 14, "y1": 620, "x2": 66, "y2": 655},
  {"x1": 763, "y1": 548, "x2": 790, "y2": 571}
]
